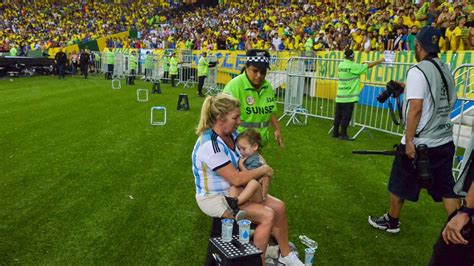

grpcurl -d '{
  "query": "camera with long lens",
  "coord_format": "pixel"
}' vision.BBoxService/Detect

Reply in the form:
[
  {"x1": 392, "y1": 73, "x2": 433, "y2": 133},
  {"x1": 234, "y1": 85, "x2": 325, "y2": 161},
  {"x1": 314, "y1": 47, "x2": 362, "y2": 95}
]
[
  {"x1": 377, "y1": 80, "x2": 405, "y2": 103},
  {"x1": 353, "y1": 144, "x2": 433, "y2": 186}
]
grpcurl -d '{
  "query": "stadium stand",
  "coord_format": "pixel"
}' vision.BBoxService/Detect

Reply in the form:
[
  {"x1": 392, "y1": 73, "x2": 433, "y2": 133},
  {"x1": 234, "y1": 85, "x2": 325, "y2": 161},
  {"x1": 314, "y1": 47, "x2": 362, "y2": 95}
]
[{"x1": 0, "y1": 1, "x2": 473, "y2": 55}]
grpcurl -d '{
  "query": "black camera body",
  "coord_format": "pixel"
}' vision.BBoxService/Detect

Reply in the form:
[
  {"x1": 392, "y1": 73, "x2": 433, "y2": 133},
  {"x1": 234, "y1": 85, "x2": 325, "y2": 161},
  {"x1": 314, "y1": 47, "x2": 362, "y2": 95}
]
[{"x1": 377, "y1": 80, "x2": 405, "y2": 103}]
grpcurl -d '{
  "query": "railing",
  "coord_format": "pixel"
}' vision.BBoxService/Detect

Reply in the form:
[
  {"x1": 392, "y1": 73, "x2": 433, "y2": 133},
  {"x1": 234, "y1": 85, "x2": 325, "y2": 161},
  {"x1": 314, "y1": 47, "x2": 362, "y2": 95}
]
[
  {"x1": 451, "y1": 64, "x2": 474, "y2": 179},
  {"x1": 280, "y1": 57, "x2": 412, "y2": 136}
]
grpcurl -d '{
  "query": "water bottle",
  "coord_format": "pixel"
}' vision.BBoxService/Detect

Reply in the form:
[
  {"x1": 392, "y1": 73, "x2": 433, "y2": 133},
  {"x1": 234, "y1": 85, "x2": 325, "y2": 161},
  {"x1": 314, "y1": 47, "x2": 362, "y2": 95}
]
[{"x1": 299, "y1": 235, "x2": 318, "y2": 250}]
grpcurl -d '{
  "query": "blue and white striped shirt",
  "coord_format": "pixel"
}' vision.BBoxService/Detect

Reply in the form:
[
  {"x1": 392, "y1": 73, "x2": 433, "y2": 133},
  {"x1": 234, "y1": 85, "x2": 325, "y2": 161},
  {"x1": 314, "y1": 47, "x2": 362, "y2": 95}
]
[{"x1": 192, "y1": 129, "x2": 240, "y2": 196}]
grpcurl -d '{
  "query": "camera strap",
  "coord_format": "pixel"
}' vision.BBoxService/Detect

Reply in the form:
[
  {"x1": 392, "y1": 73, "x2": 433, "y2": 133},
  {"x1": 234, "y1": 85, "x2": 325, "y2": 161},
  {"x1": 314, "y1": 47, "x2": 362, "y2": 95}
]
[
  {"x1": 424, "y1": 58, "x2": 450, "y2": 104},
  {"x1": 388, "y1": 97, "x2": 403, "y2": 126}
]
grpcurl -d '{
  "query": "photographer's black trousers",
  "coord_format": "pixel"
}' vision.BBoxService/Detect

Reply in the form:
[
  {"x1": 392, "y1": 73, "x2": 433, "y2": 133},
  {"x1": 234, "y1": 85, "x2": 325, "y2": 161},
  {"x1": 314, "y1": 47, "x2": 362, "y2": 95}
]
[{"x1": 333, "y1": 102, "x2": 355, "y2": 137}]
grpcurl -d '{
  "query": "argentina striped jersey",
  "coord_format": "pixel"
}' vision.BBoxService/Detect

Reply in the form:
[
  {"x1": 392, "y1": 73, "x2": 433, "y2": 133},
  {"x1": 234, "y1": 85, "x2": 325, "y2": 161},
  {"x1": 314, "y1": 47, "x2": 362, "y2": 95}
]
[{"x1": 192, "y1": 129, "x2": 240, "y2": 196}]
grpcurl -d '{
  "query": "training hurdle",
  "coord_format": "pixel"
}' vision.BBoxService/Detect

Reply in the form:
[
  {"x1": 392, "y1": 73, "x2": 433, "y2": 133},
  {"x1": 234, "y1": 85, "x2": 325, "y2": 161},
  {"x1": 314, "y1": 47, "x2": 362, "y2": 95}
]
[
  {"x1": 150, "y1": 106, "x2": 167, "y2": 125},
  {"x1": 177, "y1": 94, "x2": 190, "y2": 110},
  {"x1": 112, "y1": 79, "x2": 121, "y2": 89},
  {"x1": 137, "y1": 89, "x2": 149, "y2": 102}
]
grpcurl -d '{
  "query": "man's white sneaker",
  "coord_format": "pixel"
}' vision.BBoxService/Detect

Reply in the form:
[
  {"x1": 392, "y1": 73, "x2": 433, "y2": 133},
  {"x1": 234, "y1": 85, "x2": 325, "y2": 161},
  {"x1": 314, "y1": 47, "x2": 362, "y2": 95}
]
[{"x1": 278, "y1": 251, "x2": 304, "y2": 266}]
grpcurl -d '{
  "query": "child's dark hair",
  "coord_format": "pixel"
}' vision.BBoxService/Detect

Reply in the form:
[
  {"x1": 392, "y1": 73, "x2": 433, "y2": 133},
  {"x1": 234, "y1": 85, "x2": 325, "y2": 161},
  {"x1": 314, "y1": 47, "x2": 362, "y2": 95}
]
[{"x1": 236, "y1": 129, "x2": 262, "y2": 149}]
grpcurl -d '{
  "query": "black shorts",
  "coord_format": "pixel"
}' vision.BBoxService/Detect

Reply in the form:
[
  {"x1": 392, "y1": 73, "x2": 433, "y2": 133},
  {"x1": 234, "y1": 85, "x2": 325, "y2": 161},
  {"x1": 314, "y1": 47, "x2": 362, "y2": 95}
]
[{"x1": 388, "y1": 141, "x2": 460, "y2": 202}]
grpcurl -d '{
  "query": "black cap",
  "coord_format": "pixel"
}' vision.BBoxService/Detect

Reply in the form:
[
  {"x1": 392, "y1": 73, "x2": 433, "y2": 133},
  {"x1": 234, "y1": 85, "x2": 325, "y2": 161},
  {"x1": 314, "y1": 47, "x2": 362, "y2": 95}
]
[
  {"x1": 344, "y1": 48, "x2": 354, "y2": 59},
  {"x1": 246, "y1": 49, "x2": 270, "y2": 69},
  {"x1": 415, "y1": 26, "x2": 441, "y2": 54}
]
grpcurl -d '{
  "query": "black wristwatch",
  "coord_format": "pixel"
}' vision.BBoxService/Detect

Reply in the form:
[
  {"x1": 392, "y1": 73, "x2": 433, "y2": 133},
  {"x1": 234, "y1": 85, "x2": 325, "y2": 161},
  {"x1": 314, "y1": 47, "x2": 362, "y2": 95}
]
[{"x1": 459, "y1": 205, "x2": 474, "y2": 216}]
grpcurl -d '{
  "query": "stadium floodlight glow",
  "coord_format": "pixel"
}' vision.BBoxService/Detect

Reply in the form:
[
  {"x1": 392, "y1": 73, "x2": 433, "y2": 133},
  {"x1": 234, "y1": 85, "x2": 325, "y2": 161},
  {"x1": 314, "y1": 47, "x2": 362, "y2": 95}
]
[
  {"x1": 137, "y1": 89, "x2": 149, "y2": 102},
  {"x1": 150, "y1": 106, "x2": 166, "y2": 126},
  {"x1": 112, "y1": 79, "x2": 121, "y2": 90}
]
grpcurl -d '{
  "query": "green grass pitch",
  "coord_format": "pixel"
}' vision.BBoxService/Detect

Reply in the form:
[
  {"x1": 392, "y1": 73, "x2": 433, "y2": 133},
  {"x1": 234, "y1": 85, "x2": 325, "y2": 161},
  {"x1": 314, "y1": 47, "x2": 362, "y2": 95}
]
[{"x1": 0, "y1": 74, "x2": 448, "y2": 264}]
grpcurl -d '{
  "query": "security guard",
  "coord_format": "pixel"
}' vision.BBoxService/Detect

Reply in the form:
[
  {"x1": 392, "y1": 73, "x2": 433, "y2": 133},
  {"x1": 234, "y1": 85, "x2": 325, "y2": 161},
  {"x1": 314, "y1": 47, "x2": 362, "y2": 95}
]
[
  {"x1": 162, "y1": 52, "x2": 169, "y2": 83},
  {"x1": 105, "y1": 46, "x2": 114, "y2": 80},
  {"x1": 128, "y1": 50, "x2": 137, "y2": 85},
  {"x1": 169, "y1": 52, "x2": 179, "y2": 87},
  {"x1": 145, "y1": 52, "x2": 154, "y2": 79},
  {"x1": 223, "y1": 49, "x2": 283, "y2": 147},
  {"x1": 197, "y1": 51, "x2": 217, "y2": 97},
  {"x1": 333, "y1": 49, "x2": 384, "y2": 140}
]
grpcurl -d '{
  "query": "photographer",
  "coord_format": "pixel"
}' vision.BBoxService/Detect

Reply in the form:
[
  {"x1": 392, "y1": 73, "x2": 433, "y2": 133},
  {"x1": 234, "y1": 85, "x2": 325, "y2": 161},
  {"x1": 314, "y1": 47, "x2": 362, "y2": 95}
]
[
  {"x1": 368, "y1": 26, "x2": 460, "y2": 233},
  {"x1": 429, "y1": 158, "x2": 474, "y2": 265}
]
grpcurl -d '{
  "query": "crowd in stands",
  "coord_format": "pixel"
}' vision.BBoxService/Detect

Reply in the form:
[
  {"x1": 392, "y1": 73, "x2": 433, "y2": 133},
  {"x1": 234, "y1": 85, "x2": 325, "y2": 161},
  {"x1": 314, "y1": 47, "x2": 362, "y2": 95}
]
[
  {"x1": 136, "y1": 0, "x2": 473, "y2": 52},
  {"x1": 1, "y1": 1, "x2": 474, "y2": 57},
  {"x1": 0, "y1": 1, "x2": 170, "y2": 54}
]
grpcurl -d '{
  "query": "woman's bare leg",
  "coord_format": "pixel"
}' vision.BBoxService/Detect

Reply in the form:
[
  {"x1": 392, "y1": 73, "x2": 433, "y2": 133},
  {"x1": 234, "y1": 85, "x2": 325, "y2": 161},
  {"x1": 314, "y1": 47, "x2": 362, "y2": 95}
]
[
  {"x1": 240, "y1": 202, "x2": 275, "y2": 263},
  {"x1": 263, "y1": 195, "x2": 291, "y2": 256}
]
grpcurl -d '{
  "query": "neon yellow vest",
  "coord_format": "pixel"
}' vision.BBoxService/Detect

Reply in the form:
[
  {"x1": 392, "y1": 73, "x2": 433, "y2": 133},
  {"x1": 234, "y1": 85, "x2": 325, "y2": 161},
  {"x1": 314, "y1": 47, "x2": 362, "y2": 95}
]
[
  {"x1": 336, "y1": 59, "x2": 368, "y2": 103},
  {"x1": 223, "y1": 73, "x2": 277, "y2": 146},
  {"x1": 129, "y1": 54, "x2": 137, "y2": 70},
  {"x1": 169, "y1": 57, "x2": 178, "y2": 75},
  {"x1": 162, "y1": 57, "x2": 169, "y2": 71},
  {"x1": 197, "y1": 56, "x2": 209, "y2": 77},
  {"x1": 107, "y1": 50, "x2": 114, "y2": 64}
]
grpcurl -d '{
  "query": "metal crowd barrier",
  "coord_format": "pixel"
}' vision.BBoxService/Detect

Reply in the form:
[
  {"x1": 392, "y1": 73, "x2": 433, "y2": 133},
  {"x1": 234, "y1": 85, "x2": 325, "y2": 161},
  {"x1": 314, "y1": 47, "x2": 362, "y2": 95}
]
[
  {"x1": 100, "y1": 52, "x2": 107, "y2": 75},
  {"x1": 279, "y1": 57, "x2": 413, "y2": 135},
  {"x1": 178, "y1": 52, "x2": 196, "y2": 89},
  {"x1": 203, "y1": 55, "x2": 219, "y2": 95},
  {"x1": 113, "y1": 53, "x2": 125, "y2": 79},
  {"x1": 142, "y1": 54, "x2": 162, "y2": 81},
  {"x1": 151, "y1": 55, "x2": 164, "y2": 83},
  {"x1": 352, "y1": 61, "x2": 413, "y2": 138},
  {"x1": 281, "y1": 57, "x2": 342, "y2": 125},
  {"x1": 451, "y1": 64, "x2": 474, "y2": 178}
]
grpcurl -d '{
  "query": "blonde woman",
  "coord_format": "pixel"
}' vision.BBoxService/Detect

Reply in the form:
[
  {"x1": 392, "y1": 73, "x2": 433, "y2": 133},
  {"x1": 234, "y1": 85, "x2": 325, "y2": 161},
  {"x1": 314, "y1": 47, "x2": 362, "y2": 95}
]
[{"x1": 192, "y1": 94, "x2": 303, "y2": 266}]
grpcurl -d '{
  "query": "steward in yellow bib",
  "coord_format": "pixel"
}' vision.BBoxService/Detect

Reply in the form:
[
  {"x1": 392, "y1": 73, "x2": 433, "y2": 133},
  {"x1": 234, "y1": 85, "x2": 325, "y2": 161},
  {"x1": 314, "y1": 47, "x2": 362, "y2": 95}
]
[
  {"x1": 197, "y1": 51, "x2": 217, "y2": 97},
  {"x1": 169, "y1": 51, "x2": 179, "y2": 87},
  {"x1": 333, "y1": 49, "x2": 384, "y2": 140},
  {"x1": 105, "y1": 47, "x2": 114, "y2": 80},
  {"x1": 144, "y1": 52, "x2": 154, "y2": 78},
  {"x1": 162, "y1": 53, "x2": 169, "y2": 84},
  {"x1": 127, "y1": 50, "x2": 137, "y2": 85},
  {"x1": 223, "y1": 49, "x2": 284, "y2": 147}
]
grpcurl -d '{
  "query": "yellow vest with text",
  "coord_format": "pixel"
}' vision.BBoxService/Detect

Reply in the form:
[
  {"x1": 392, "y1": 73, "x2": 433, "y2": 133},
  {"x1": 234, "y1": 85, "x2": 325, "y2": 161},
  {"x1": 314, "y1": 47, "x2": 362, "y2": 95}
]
[
  {"x1": 197, "y1": 56, "x2": 209, "y2": 77},
  {"x1": 336, "y1": 59, "x2": 368, "y2": 103}
]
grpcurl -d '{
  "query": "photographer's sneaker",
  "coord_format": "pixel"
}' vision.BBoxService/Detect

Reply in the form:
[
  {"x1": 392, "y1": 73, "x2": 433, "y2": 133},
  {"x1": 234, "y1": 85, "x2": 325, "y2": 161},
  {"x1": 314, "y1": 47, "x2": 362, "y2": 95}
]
[
  {"x1": 368, "y1": 213, "x2": 400, "y2": 233},
  {"x1": 278, "y1": 251, "x2": 304, "y2": 266}
]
